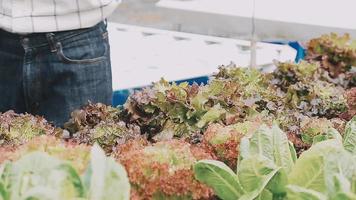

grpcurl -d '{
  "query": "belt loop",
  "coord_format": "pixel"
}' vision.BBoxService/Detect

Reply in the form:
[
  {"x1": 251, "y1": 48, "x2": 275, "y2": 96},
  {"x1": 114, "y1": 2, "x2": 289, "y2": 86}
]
[{"x1": 46, "y1": 33, "x2": 58, "y2": 53}]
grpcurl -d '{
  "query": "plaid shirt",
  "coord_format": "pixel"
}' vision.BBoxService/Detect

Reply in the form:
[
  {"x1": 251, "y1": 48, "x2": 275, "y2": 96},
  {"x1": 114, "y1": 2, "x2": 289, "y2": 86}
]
[{"x1": 0, "y1": 0, "x2": 121, "y2": 33}]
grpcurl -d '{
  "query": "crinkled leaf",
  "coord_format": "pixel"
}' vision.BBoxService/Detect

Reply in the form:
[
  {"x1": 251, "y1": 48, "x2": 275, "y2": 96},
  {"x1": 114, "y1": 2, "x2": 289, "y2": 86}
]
[
  {"x1": 191, "y1": 93, "x2": 208, "y2": 113},
  {"x1": 196, "y1": 104, "x2": 226, "y2": 128}
]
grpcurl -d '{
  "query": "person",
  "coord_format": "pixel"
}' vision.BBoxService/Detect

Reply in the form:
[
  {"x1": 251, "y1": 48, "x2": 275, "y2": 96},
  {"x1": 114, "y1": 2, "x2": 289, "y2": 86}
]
[{"x1": 0, "y1": 0, "x2": 121, "y2": 126}]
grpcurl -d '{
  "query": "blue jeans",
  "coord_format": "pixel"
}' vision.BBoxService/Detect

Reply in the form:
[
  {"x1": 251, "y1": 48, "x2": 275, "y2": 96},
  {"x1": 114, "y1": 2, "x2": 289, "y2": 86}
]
[{"x1": 0, "y1": 22, "x2": 112, "y2": 126}]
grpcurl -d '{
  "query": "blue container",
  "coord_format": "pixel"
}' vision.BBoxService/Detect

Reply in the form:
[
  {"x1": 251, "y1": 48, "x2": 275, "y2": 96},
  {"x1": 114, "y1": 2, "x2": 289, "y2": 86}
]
[{"x1": 266, "y1": 41, "x2": 305, "y2": 62}]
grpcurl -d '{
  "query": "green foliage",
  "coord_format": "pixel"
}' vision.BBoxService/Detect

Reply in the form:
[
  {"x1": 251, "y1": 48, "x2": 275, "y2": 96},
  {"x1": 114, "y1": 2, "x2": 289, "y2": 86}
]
[
  {"x1": 300, "y1": 117, "x2": 341, "y2": 144},
  {"x1": 343, "y1": 116, "x2": 356, "y2": 153},
  {"x1": 271, "y1": 61, "x2": 318, "y2": 89},
  {"x1": 286, "y1": 185, "x2": 327, "y2": 200},
  {"x1": 194, "y1": 121, "x2": 356, "y2": 200},
  {"x1": 281, "y1": 78, "x2": 347, "y2": 118},
  {"x1": 194, "y1": 125, "x2": 293, "y2": 199},
  {"x1": 0, "y1": 33, "x2": 355, "y2": 200},
  {"x1": 0, "y1": 145, "x2": 130, "y2": 200},
  {"x1": 116, "y1": 139, "x2": 214, "y2": 199},
  {"x1": 288, "y1": 140, "x2": 356, "y2": 199},
  {"x1": 306, "y1": 33, "x2": 356, "y2": 79},
  {"x1": 64, "y1": 103, "x2": 141, "y2": 153},
  {"x1": 194, "y1": 160, "x2": 243, "y2": 200},
  {"x1": 0, "y1": 111, "x2": 56, "y2": 146},
  {"x1": 237, "y1": 156, "x2": 281, "y2": 200},
  {"x1": 7, "y1": 136, "x2": 91, "y2": 174},
  {"x1": 194, "y1": 156, "x2": 280, "y2": 200},
  {"x1": 82, "y1": 145, "x2": 130, "y2": 200},
  {"x1": 240, "y1": 125, "x2": 295, "y2": 173},
  {"x1": 117, "y1": 59, "x2": 350, "y2": 153},
  {"x1": 120, "y1": 65, "x2": 284, "y2": 142}
]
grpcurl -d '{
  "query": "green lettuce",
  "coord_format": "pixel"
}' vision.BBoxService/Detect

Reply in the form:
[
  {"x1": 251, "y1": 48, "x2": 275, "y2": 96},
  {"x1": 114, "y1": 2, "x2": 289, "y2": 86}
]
[
  {"x1": 194, "y1": 124, "x2": 293, "y2": 199},
  {"x1": 194, "y1": 156, "x2": 280, "y2": 200},
  {"x1": 82, "y1": 144, "x2": 130, "y2": 200},
  {"x1": 0, "y1": 144, "x2": 130, "y2": 200},
  {"x1": 194, "y1": 122, "x2": 356, "y2": 200},
  {"x1": 288, "y1": 140, "x2": 356, "y2": 199},
  {"x1": 240, "y1": 124, "x2": 295, "y2": 173}
]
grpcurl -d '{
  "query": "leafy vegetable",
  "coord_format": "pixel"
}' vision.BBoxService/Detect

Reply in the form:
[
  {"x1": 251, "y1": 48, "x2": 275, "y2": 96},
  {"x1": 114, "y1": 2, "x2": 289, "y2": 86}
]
[
  {"x1": 0, "y1": 33, "x2": 355, "y2": 200},
  {"x1": 194, "y1": 124, "x2": 293, "y2": 199},
  {"x1": 194, "y1": 160, "x2": 242, "y2": 200},
  {"x1": 194, "y1": 155, "x2": 281, "y2": 200},
  {"x1": 342, "y1": 88, "x2": 356, "y2": 121},
  {"x1": 299, "y1": 117, "x2": 340, "y2": 144},
  {"x1": 65, "y1": 103, "x2": 141, "y2": 153},
  {"x1": 286, "y1": 185, "x2": 327, "y2": 200},
  {"x1": 202, "y1": 123, "x2": 243, "y2": 169},
  {"x1": 5, "y1": 152, "x2": 85, "y2": 200},
  {"x1": 195, "y1": 121, "x2": 356, "y2": 200},
  {"x1": 83, "y1": 144, "x2": 130, "y2": 200},
  {"x1": 0, "y1": 136, "x2": 91, "y2": 174},
  {"x1": 0, "y1": 111, "x2": 57, "y2": 146},
  {"x1": 237, "y1": 156, "x2": 281, "y2": 200},
  {"x1": 0, "y1": 145, "x2": 130, "y2": 200},
  {"x1": 306, "y1": 33, "x2": 356, "y2": 80},
  {"x1": 240, "y1": 124, "x2": 294, "y2": 173},
  {"x1": 288, "y1": 140, "x2": 356, "y2": 199},
  {"x1": 343, "y1": 116, "x2": 356, "y2": 153},
  {"x1": 115, "y1": 139, "x2": 214, "y2": 199}
]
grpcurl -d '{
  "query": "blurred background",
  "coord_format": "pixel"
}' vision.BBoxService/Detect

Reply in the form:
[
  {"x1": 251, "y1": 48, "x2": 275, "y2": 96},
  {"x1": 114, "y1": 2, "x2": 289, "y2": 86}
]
[
  {"x1": 108, "y1": 0, "x2": 356, "y2": 105},
  {"x1": 110, "y1": 0, "x2": 356, "y2": 41}
]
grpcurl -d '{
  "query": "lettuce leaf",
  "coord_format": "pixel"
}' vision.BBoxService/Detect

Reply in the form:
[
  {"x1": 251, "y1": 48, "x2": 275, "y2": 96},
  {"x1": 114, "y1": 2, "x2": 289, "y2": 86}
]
[
  {"x1": 287, "y1": 185, "x2": 327, "y2": 200},
  {"x1": 0, "y1": 145, "x2": 130, "y2": 200},
  {"x1": 194, "y1": 160, "x2": 243, "y2": 200},
  {"x1": 288, "y1": 140, "x2": 356, "y2": 199},
  {"x1": 241, "y1": 124, "x2": 294, "y2": 174},
  {"x1": 194, "y1": 156, "x2": 281, "y2": 200},
  {"x1": 343, "y1": 116, "x2": 356, "y2": 154},
  {"x1": 82, "y1": 144, "x2": 130, "y2": 200},
  {"x1": 237, "y1": 156, "x2": 280, "y2": 200},
  {"x1": 7, "y1": 152, "x2": 84, "y2": 200}
]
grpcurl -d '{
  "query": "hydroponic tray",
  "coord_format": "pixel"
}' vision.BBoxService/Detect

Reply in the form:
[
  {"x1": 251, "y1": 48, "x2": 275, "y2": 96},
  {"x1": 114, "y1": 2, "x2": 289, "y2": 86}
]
[{"x1": 108, "y1": 22, "x2": 297, "y2": 104}]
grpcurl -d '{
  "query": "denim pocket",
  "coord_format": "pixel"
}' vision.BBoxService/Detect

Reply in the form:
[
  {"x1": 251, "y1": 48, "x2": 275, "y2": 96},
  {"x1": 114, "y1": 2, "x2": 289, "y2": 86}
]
[{"x1": 56, "y1": 30, "x2": 109, "y2": 64}]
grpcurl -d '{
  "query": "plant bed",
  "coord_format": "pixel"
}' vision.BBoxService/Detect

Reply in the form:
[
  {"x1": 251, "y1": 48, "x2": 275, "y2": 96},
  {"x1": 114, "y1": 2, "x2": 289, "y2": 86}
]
[{"x1": 0, "y1": 33, "x2": 355, "y2": 200}]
